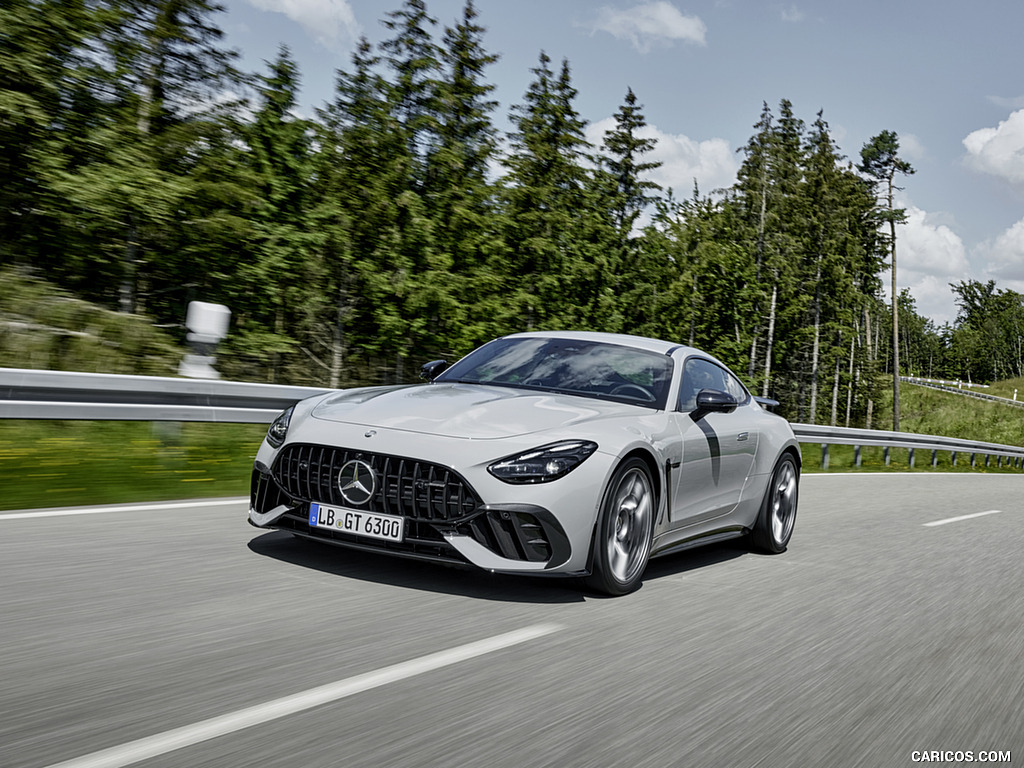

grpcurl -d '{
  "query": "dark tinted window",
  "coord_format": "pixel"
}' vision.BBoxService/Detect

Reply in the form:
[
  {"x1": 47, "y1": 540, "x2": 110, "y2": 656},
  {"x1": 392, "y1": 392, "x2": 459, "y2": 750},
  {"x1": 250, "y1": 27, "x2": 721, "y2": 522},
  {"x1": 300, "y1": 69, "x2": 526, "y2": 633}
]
[
  {"x1": 677, "y1": 357, "x2": 749, "y2": 411},
  {"x1": 437, "y1": 337, "x2": 673, "y2": 410}
]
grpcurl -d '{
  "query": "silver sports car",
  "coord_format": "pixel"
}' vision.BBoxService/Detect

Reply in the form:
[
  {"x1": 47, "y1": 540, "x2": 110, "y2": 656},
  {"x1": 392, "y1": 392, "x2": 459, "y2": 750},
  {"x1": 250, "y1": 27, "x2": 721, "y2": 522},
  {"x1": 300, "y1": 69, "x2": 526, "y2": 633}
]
[{"x1": 249, "y1": 331, "x2": 800, "y2": 595}]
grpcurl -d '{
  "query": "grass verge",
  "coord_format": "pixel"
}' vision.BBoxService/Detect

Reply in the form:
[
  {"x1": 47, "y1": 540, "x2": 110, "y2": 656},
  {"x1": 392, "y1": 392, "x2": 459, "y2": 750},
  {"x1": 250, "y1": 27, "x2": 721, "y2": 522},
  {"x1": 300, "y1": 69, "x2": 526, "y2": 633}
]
[{"x1": 0, "y1": 420, "x2": 265, "y2": 510}]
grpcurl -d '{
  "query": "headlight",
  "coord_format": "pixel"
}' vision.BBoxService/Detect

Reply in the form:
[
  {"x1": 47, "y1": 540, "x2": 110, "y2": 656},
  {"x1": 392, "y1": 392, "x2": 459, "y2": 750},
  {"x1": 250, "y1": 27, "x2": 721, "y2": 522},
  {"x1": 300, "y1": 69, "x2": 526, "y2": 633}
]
[
  {"x1": 266, "y1": 406, "x2": 293, "y2": 448},
  {"x1": 488, "y1": 440, "x2": 598, "y2": 484}
]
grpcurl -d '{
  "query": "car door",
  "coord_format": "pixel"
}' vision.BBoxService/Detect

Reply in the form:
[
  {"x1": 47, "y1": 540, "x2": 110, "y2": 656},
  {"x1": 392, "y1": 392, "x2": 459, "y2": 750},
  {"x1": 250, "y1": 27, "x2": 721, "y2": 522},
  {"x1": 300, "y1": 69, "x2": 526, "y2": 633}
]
[{"x1": 669, "y1": 357, "x2": 758, "y2": 526}]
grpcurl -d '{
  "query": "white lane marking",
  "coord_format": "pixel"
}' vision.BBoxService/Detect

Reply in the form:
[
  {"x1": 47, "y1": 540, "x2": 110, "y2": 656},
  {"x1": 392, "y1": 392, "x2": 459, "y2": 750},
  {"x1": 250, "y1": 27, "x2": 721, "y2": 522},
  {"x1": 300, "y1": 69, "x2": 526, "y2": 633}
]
[
  {"x1": 0, "y1": 498, "x2": 247, "y2": 521},
  {"x1": 44, "y1": 623, "x2": 562, "y2": 768},
  {"x1": 924, "y1": 510, "x2": 1002, "y2": 527}
]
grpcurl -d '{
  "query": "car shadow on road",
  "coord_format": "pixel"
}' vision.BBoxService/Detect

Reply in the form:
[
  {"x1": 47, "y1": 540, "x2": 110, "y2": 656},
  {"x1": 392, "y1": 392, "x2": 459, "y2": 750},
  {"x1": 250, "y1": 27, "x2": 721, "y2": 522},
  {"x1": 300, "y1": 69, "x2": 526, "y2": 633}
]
[
  {"x1": 247, "y1": 530, "x2": 588, "y2": 604},
  {"x1": 642, "y1": 540, "x2": 750, "y2": 585}
]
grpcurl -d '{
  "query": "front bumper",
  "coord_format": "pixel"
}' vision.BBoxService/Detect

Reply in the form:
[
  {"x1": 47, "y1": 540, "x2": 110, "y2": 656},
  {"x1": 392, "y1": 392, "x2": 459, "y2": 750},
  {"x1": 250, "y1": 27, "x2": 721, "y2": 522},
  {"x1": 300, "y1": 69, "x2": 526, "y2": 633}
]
[{"x1": 249, "y1": 462, "x2": 574, "y2": 573}]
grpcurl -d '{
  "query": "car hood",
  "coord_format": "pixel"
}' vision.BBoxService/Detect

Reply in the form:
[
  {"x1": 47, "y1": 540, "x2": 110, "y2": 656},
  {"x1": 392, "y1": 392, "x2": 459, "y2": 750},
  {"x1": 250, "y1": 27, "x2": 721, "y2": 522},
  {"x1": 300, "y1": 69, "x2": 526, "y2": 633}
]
[{"x1": 309, "y1": 383, "x2": 638, "y2": 439}]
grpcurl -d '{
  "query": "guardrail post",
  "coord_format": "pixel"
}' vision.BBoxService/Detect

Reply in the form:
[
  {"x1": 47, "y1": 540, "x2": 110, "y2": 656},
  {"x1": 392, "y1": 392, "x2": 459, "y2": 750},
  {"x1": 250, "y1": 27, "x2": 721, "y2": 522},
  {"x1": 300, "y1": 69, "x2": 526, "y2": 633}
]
[
  {"x1": 931, "y1": 449, "x2": 937, "y2": 468},
  {"x1": 884, "y1": 446, "x2": 890, "y2": 466},
  {"x1": 908, "y1": 448, "x2": 915, "y2": 468},
  {"x1": 821, "y1": 443, "x2": 829, "y2": 470},
  {"x1": 951, "y1": 451, "x2": 957, "y2": 467},
  {"x1": 971, "y1": 453, "x2": 976, "y2": 468},
  {"x1": 854, "y1": 445, "x2": 862, "y2": 468},
  {"x1": 985, "y1": 455, "x2": 991, "y2": 468},
  {"x1": 997, "y1": 456, "x2": 1002, "y2": 468}
]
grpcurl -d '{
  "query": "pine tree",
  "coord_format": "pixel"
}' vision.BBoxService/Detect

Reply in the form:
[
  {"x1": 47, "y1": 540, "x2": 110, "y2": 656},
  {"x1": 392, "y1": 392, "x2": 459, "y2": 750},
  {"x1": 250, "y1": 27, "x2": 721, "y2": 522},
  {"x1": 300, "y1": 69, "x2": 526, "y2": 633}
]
[
  {"x1": 381, "y1": 0, "x2": 440, "y2": 187},
  {"x1": 233, "y1": 46, "x2": 316, "y2": 382},
  {"x1": 500, "y1": 53, "x2": 605, "y2": 331},
  {"x1": 48, "y1": 0, "x2": 239, "y2": 313},
  {"x1": 859, "y1": 130, "x2": 915, "y2": 430},
  {"x1": 600, "y1": 88, "x2": 662, "y2": 241},
  {"x1": 426, "y1": 0, "x2": 501, "y2": 350},
  {"x1": 0, "y1": 0, "x2": 100, "y2": 270}
]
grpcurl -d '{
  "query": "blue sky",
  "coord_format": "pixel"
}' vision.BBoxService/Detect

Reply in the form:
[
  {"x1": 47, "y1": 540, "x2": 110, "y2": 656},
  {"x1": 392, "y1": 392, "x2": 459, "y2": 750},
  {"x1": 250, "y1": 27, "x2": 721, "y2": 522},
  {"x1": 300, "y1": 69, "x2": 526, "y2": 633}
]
[{"x1": 218, "y1": 0, "x2": 1024, "y2": 326}]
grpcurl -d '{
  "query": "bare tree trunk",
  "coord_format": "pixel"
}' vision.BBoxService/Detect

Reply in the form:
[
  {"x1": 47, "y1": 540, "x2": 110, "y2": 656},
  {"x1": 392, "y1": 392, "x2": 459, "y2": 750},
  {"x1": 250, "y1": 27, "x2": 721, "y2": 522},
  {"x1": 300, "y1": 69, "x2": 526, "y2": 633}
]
[
  {"x1": 329, "y1": 323, "x2": 343, "y2": 389},
  {"x1": 748, "y1": 154, "x2": 769, "y2": 381},
  {"x1": 120, "y1": 218, "x2": 139, "y2": 314},
  {"x1": 688, "y1": 274, "x2": 697, "y2": 346},
  {"x1": 762, "y1": 279, "x2": 777, "y2": 398},
  {"x1": 864, "y1": 308, "x2": 874, "y2": 430},
  {"x1": 888, "y1": 174, "x2": 901, "y2": 432},
  {"x1": 830, "y1": 344, "x2": 840, "y2": 426},
  {"x1": 809, "y1": 260, "x2": 822, "y2": 421},
  {"x1": 845, "y1": 326, "x2": 856, "y2": 427}
]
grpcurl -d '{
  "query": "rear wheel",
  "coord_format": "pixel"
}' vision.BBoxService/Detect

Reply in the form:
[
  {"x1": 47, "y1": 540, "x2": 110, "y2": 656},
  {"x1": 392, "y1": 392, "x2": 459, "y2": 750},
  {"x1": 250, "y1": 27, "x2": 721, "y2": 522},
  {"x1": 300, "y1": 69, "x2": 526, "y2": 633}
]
[
  {"x1": 751, "y1": 453, "x2": 799, "y2": 553},
  {"x1": 585, "y1": 458, "x2": 656, "y2": 596}
]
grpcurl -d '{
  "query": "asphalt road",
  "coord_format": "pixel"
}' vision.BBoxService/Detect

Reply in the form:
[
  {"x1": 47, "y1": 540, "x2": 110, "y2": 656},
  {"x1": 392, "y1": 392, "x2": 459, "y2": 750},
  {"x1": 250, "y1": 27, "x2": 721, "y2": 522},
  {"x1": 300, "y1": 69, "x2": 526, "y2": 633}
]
[{"x1": 1, "y1": 474, "x2": 1021, "y2": 768}]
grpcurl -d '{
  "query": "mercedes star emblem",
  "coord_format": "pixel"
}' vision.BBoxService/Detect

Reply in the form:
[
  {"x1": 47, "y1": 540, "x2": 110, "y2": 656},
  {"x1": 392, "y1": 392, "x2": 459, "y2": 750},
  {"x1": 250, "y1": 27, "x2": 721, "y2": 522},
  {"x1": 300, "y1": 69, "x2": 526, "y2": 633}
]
[{"x1": 337, "y1": 459, "x2": 376, "y2": 506}]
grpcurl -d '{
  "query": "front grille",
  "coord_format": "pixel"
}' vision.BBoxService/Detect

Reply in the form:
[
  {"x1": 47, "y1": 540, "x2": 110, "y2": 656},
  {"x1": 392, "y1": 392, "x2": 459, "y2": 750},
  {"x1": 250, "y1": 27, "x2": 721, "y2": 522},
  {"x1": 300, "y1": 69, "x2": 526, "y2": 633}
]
[
  {"x1": 251, "y1": 467, "x2": 288, "y2": 514},
  {"x1": 271, "y1": 443, "x2": 481, "y2": 523}
]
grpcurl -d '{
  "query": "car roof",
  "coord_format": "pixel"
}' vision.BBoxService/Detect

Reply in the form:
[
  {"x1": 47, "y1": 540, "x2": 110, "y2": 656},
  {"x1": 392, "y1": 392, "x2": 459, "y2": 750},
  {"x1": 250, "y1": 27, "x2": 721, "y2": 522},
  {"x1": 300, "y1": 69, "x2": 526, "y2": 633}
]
[{"x1": 500, "y1": 330, "x2": 702, "y2": 358}]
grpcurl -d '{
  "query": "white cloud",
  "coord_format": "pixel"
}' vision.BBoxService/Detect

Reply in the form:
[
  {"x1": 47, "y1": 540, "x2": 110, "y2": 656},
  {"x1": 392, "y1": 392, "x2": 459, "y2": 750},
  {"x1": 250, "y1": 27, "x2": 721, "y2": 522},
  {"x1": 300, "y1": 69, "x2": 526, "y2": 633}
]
[
  {"x1": 903, "y1": 274, "x2": 960, "y2": 326},
  {"x1": 877, "y1": 205, "x2": 970, "y2": 324},
  {"x1": 588, "y1": 118, "x2": 739, "y2": 197},
  {"x1": 987, "y1": 95, "x2": 1024, "y2": 110},
  {"x1": 246, "y1": 0, "x2": 359, "y2": 50},
  {"x1": 779, "y1": 4, "x2": 804, "y2": 22},
  {"x1": 981, "y1": 218, "x2": 1024, "y2": 282},
  {"x1": 587, "y1": 2, "x2": 707, "y2": 53},
  {"x1": 898, "y1": 133, "x2": 927, "y2": 163},
  {"x1": 897, "y1": 206, "x2": 969, "y2": 278},
  {"x1": 647, "y1": 129, "x2": 737, "y2": 196},
  {"x1": 962, "y1": 109, "x2": 1024, "y2": 185}
]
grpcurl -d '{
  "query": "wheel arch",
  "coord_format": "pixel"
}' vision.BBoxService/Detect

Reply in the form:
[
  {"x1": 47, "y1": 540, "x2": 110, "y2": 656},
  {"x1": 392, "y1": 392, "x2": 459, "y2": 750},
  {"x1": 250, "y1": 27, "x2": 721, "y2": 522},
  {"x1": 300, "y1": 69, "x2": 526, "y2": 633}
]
[
  {"x1": 584, "y1": 446, "x2": 662, "y2": 577},
  {"x1": 620, "y1": 446, "x2": 663, "y2": 502},
  {"x1": 782, "y1": 442, "x2": 802, "y2": 470}
]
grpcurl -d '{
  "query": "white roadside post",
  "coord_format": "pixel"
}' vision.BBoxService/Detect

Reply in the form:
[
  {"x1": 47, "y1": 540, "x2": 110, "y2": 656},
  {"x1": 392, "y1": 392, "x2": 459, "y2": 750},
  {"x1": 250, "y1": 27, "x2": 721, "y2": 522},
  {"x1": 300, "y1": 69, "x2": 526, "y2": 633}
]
[{"x1": 179, "y1": 302, "x2": 231, "y2": 379}]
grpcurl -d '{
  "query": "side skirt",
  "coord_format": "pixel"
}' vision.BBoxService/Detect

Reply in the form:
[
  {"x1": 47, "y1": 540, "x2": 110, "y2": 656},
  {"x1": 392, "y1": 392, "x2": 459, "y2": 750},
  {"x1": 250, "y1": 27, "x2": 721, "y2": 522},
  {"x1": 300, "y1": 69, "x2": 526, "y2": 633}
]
[{"x1": 650, "y1": 526, "x2": 749, "y2": 560}]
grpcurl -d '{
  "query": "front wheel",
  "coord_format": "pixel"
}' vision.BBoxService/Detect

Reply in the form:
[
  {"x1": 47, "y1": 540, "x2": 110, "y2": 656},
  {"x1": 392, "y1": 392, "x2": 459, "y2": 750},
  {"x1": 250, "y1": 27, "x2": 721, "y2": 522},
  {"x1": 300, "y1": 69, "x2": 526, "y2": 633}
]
[
  {"x1": 751, "y1": 453, "x2": 799, "y2": 553},
  {"x1": 585, "y1": 458, "x2": 656, "y2": 596}
]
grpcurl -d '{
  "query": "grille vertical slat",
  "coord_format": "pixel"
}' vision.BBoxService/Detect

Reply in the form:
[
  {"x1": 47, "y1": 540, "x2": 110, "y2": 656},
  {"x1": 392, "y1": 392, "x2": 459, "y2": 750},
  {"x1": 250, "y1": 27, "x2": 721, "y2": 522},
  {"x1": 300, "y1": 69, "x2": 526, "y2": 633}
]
[{"x1": 304, "y1": 445, "x2": 312, "y2": 502}]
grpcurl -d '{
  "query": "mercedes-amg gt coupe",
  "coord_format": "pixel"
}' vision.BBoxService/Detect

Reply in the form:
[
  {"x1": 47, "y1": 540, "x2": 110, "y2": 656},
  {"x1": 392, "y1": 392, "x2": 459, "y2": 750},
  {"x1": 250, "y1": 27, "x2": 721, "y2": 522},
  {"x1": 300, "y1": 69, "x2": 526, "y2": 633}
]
[{"x1": 249, "y1": 331, "x2": 800, "y2": 595}]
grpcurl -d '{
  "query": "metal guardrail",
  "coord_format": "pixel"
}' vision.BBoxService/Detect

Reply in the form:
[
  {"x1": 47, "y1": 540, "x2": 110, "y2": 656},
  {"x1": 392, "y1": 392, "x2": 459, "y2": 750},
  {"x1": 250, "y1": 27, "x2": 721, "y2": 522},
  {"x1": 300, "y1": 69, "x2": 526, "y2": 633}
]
[
  {"x1": 902, "y1": 376, "x2": 1024, "y2": 410},
  {"x1": 791, "y1": 423, "x2": 1024, "y2": 470},
  {"x1": 0, "y1": 368, "x2": 328, "y2": 423},
  {"x1": 901, "y1": 376, "x2": 989, "y2": 389},
  {"x1": 2, "y1": 367, "x2": 1023, "y2": 470}
]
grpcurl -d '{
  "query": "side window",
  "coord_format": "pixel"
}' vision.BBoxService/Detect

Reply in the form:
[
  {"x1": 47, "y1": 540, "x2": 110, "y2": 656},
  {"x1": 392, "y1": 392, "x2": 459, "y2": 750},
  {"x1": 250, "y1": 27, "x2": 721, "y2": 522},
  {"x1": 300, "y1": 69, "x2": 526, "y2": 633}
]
[
  {"x1": 677, "y1": 358, "x2": 748, "y2": 411},
  {"x1": 721, "y1": 369, "x2": 749, "y2": 402}
]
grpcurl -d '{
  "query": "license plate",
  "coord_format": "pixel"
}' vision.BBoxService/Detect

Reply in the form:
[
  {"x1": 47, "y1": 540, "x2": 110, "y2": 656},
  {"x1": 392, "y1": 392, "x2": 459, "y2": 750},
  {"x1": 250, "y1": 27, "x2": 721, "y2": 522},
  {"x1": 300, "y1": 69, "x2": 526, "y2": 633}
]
[{"x1": 308, "y1": 502, "x2": 404, "y2": 543}]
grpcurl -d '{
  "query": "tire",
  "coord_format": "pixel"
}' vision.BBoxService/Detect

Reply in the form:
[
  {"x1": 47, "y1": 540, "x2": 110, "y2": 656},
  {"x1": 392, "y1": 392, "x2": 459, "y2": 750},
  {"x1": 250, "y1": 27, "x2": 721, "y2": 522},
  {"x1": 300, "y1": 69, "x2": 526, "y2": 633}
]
[
  {"x1": 585, "y1": 458, "x2": 656, "y2": 596},
  {"x1": 750, "y1": 453, "x2": 799, "y2": 553}
]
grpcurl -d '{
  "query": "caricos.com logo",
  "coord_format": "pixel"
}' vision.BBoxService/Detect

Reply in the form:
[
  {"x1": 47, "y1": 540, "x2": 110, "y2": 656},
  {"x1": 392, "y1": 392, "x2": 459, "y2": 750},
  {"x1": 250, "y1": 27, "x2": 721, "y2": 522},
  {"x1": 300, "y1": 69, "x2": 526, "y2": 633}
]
[{"x1": 911, "y1": 751, "x2": 1011, "y2": 763}]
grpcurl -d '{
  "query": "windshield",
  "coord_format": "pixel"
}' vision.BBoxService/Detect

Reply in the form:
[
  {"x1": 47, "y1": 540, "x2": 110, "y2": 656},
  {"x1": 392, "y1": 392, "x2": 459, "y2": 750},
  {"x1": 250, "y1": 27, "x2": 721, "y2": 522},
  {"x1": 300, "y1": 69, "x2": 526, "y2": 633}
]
[{"x1": 436, "y1": 337, "x2": 673, "y2": 410}]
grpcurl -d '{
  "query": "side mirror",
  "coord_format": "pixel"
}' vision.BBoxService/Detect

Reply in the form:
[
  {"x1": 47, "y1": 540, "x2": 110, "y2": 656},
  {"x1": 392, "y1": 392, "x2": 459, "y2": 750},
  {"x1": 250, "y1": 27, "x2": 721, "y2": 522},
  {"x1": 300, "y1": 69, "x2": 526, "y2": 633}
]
[
  {"x1": 420, "y1": 359, "x2": 449, "y2": 382},
  {"x1": 690, "y1": 388, "x2": 738, "y2": 421}
]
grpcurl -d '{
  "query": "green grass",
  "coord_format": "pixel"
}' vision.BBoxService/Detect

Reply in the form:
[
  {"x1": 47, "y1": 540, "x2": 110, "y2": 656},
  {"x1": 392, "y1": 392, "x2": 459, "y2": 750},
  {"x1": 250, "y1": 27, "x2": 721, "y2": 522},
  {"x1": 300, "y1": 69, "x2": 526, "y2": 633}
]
[
  {"x1": 0, "y1": 420, "x2": 266, "y2": 510},
  {"x1": 800, "y1": 378, "x2": 1024, "y2": 474},
  {"x1": 985, "y1": 376, "x2": 1024, "y2": 403},
  {"x1": 799, "y1": 442, "x2": 1021, "y2": 474}
]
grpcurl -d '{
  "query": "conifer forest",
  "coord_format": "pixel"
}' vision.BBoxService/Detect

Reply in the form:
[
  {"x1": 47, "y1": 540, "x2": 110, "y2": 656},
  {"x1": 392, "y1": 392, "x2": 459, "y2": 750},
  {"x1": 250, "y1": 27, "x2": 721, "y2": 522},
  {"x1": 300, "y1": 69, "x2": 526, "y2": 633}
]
[{"x1": 3, "y1": 0, "x2": 1024, "y2": 425}]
